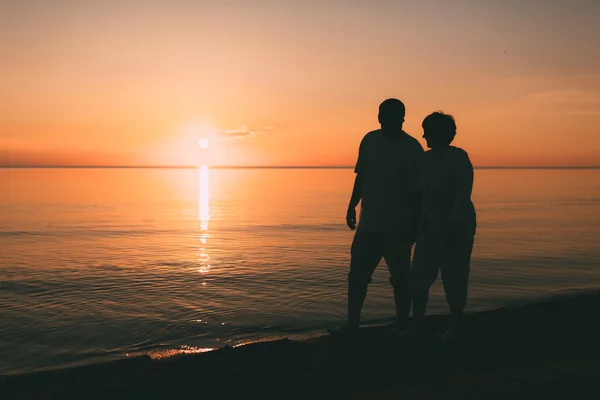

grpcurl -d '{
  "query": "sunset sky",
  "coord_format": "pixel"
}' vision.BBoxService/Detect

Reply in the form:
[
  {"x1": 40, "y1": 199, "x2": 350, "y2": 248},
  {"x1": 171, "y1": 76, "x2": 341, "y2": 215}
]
[{"x1": 1, "y1": 0, "x2": 599, "y2": 167}]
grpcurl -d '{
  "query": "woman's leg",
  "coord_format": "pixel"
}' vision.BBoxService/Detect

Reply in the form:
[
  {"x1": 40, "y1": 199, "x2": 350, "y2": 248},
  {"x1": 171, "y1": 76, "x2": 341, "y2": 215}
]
[
  {"x1": 440, "y1": 231, "x2": 474, "y2": 332},
  {"x1": 383, "y1": 233, "x2": 414, "y2": 327},
  {"x1": 410, "y1": 233, "x2": 441, "y2": 330}
]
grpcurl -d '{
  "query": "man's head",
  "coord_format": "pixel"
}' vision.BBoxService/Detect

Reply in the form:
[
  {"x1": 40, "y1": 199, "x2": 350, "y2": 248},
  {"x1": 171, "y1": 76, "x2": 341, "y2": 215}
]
[
  {"x1": 378, "y1": 98, "x2": 405, "y2": 131},
  {"x1": 422, "y1": 111, "x2": 456, "y2": 149}
]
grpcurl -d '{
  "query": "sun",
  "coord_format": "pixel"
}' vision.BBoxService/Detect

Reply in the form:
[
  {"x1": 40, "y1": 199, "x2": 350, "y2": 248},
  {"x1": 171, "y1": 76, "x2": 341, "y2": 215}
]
[{"x1": 197, "y1": 137, "x2": 210, "y2": 149}]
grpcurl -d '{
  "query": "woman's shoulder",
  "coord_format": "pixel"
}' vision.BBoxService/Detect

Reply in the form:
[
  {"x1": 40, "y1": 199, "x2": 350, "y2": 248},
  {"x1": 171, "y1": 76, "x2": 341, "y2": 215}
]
[
  {"x1": 448, "y1": 146, "x2": 472, "y2": 162},
  {"x1": 423, "y1": 146, "x2": 470, "y2": 157},
  {"x1": 449, "y1": 146, "x2": 468, "y2": 155}
]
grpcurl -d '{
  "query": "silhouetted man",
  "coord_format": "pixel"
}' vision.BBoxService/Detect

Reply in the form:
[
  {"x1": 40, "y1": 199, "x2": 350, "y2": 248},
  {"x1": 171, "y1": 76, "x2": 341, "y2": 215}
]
[
  {"x1": 329, "y1": 98, "x2": 424, "y2": 337},
  {"x1": 410, "y1": 111, "x2": 477, "y2": 338}
]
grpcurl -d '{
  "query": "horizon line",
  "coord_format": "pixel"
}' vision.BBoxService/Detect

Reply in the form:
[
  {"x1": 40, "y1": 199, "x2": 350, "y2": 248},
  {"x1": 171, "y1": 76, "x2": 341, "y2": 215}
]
[{"x1": 1, "y1": 165, "x2": 600, "y2": 170}]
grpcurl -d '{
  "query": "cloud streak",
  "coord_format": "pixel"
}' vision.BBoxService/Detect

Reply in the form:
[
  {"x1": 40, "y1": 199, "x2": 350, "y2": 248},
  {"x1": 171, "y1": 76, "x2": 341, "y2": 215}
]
[
  {"x1": 217, "y1": 126, "x2": 275, "y2": 138},
  {"x1": 528, "y1": 90, "x2": 600, "y2": 104},
  {"x1": 527, "y1": 89, "x2": 600, "y2": 116}
]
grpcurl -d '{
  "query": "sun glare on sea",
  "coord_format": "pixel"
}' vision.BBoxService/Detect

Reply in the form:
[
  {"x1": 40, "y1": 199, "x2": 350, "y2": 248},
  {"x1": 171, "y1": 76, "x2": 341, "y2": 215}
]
[{"x1": 199, "y1": 164, "x2": 210, "y2": 223}]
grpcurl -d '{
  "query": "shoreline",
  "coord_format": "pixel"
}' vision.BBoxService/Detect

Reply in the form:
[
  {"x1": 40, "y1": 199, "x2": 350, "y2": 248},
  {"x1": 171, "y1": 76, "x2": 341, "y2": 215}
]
[
  {"x1": 3, "y1": 289, "x2": 600, "y2": 399},
  {"x1": 3, "y1": 286, "x2": 597, "y2": 377}
]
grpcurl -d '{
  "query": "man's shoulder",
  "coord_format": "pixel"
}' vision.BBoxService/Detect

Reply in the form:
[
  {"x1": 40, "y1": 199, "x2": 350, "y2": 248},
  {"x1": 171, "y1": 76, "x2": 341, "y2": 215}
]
[
  {"x1": 358, "y1": 129, "x2": 383, "y2": 150},
  {"x1": 402, "y1": 131, "x2": 425, "y2": 152},
  {"x1": 361, "y1": 129, "x2": 382, "y2": 141}
]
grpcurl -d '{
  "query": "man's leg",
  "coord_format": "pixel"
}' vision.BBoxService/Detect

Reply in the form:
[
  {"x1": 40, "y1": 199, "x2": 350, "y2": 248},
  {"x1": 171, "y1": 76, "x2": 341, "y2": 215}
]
[
  {"x1": 382, "y1": 234, "x2": 413, "y2": 327},
  {"x1": 410, "y1": 234, "x2": 441, "y2": 330},
  {"x1": 440, "y1": 230, "x2": 474, "y2": 334},
  {"x1": 347, "y1": 230, "x2": 382, "y2": 328},
  {"x1": 329, "y1": 229, "x2": 382, "y2": 335}
]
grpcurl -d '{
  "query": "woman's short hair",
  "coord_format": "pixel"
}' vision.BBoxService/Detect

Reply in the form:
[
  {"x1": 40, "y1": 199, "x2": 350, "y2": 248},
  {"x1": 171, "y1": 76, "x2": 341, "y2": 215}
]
[{"x1": 422, "y1": 111, "x2": 456, "y2": 144}]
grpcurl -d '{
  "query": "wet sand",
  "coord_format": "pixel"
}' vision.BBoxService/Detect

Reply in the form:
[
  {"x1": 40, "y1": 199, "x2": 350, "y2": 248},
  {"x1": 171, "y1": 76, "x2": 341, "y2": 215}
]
[{"x1": 3, "y1": 290, "x2": 600, "y2": 399}]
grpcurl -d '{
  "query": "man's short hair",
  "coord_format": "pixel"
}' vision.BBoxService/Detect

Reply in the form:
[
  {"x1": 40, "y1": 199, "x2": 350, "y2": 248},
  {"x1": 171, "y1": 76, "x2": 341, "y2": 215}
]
[
  {"x1": 422, "y1": 111, "x2": 457, "y2": 145},
  {"x1": 379, "y1": 98, "x2": 406, "y2": 123}
]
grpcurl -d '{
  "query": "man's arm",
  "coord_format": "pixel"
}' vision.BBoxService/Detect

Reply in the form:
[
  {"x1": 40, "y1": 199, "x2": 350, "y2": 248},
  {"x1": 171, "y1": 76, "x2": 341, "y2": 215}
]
[
  {"x1": 409, "y1": 143, "x2": 425, "y2": 241},
  {"x1": 409, "y1": 188, "x2": 422, "y2": 242},
  {"x1": 345, "y1": 174, "x2": 362, "y2": 230},
  {"x1": 348, "y1": 174, "x2": 362, "y2": 210},
  {"x1": 347, "y1": 138, "x2": 366, "y2": 230}
]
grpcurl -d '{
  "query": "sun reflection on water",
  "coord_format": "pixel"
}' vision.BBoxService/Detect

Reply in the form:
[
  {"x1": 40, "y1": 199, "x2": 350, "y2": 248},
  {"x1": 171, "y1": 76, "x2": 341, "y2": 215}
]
[
  {"x1": 198, "y1": 165, "x2": 211, "y2": 276},
  {"x1": 199, "y1": 165, "x2": 210, "y2": 224}
]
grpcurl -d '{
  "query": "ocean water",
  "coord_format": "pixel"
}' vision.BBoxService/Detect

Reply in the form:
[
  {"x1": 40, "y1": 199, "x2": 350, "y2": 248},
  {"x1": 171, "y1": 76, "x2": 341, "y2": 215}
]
[{"x1": 1, "y1": 167, "x2": 600, "y2": 375}]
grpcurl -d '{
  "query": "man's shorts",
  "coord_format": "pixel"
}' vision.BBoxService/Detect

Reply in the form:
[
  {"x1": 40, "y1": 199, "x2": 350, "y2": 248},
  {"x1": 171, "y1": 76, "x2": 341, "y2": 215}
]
[{"x1": 348, "y1": 229, "x2": 413, "y2": 286}]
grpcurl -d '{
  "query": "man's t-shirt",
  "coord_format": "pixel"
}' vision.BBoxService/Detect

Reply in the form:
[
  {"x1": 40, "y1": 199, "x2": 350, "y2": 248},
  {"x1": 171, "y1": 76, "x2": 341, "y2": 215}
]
[
  {"x1": 419, "y1": 146, "x2": 477, "y2": 235},
  {"x1": 354, "y1": 129, "x2": 424, "y2": 233}
]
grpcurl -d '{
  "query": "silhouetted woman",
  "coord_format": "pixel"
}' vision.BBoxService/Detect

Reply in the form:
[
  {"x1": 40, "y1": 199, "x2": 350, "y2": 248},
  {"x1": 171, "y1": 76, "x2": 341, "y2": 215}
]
[{"x1": 410, "y1": 111, "x2": 477, "y2": 338}]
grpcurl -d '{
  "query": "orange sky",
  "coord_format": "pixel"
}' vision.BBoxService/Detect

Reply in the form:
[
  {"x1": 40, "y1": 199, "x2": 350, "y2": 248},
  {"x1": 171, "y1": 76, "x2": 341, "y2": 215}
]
[{"x1": 1, "y1": 1, "x2": 599, "y2": 167}]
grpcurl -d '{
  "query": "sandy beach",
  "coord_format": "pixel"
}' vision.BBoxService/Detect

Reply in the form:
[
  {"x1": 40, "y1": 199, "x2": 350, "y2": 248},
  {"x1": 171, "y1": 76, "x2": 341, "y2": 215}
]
[{"x1": 3, "y1": 290, "x2": 600, "y2": 399}]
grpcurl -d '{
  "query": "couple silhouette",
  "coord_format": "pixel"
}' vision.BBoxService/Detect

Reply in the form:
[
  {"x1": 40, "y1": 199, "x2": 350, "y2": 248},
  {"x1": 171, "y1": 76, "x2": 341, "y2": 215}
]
[{"x1": 329, "y1": 98, "x2": 477, "y2": 339}]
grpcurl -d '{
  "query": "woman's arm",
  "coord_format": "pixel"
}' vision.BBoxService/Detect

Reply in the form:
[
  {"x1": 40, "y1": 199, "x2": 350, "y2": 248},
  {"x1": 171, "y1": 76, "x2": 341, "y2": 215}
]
[{"x1": 450, "y1": 150, "x2": 474, "y2": 223}]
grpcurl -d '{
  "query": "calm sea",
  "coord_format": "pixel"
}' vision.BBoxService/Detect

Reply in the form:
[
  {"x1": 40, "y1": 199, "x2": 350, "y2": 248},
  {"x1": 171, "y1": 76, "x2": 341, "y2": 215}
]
[{"x1": 1, "y1": 167, "x2": 600, "y2": 375}]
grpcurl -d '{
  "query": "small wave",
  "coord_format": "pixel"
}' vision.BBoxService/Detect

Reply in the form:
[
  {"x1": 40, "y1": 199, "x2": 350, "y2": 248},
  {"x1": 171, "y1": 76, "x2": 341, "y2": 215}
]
[
  {"x1": 83, "y1": 264, "x2": 125, "y2": 271},
  {"x1": 148, "y1": 261, "x2": 199, "y2": 269},
  {"x1": 1, "y1": 281, "x2": 54, "y2": 295},
  {"x1": 61, "y1": 228, "x2": 175, "y2": 238},
  {"x1": 0, "y1": 228, "x2": 177, "y2": 239},
  {"x1": 490, "y1": 286, "x2": 600, "y2": 309},
  {"x1": 237, "y1": 223, "x2": 343, "y2": 232},
  {"x1": 0, "y1": 231, "x2": 47, "y2": 237}
]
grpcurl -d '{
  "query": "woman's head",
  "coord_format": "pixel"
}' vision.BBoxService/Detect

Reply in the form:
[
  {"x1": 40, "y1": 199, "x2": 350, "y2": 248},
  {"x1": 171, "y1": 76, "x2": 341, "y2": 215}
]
[{"x1": 422, "y1": 111, "x2": 456, "y2": 149}]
